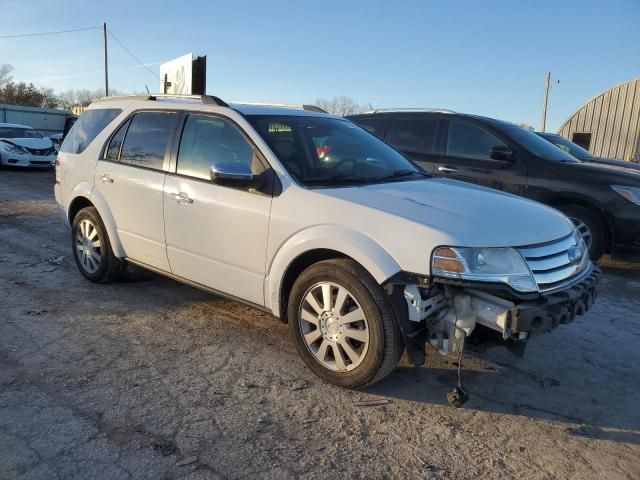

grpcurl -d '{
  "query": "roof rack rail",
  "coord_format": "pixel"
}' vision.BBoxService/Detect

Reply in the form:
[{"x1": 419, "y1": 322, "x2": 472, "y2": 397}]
[
  {"x1": 362, "y1": 107, "x2": 456, "y2": 114},
  {"x1": 93, "y1": 94, "x2": 228, "y2": 107},
  {"x1": 232, "y1": 102, "x2": 327, "y2": 113}
]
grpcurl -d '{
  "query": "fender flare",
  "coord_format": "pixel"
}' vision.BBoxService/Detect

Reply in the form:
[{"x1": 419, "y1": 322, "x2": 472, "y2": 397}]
[
  {"x1": 87, "y1": 187, "x2": 125, "y2": 257},
  {"x1": 68, "y1": 183, "x2": 126, "y2": 258},
  {"x1": 264, "y1": 225, "x2": 402, "y2": 316}
]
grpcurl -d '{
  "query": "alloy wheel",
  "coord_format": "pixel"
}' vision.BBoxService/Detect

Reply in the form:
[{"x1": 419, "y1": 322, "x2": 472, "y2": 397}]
[
  {"x1": 569, "y1": 217, "x2": 593, "y2": 250},
  {"x1": 298, "y1": 281, "x2": 370, "y2": 372},
  {"x1": 75, "y1": 219, "x2": 102, "y2": 274}
]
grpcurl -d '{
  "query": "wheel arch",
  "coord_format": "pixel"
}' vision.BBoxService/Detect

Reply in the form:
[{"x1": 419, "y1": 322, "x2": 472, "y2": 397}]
[
  {"x1": 546, "y1": 195, "x2": 613, "y2": 251},
  {"x1": 67, "y1": 189, "x2": 125, "y2": 258},
  {"x1": 265, "y1": 226, "x2": 402, "y2": 320}
]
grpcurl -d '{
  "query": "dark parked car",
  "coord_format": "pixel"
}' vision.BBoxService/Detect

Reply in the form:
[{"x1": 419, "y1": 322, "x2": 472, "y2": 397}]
[
  {"x1": 347, "y1": 109, "x2": 640, "y2": 261},
  {"x1": 537, "y1": 132, "x2": 640, "y2": 170}
]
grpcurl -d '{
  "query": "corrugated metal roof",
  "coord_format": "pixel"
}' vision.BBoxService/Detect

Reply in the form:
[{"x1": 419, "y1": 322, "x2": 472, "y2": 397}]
[{"x1": 557, "y1": 78, "x2": 640, "y2": 161}]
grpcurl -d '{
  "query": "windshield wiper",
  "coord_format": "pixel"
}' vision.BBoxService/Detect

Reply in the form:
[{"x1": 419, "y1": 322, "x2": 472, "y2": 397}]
[{"x1": 373, "y1": 169, "x2": 430, "y2": 183}]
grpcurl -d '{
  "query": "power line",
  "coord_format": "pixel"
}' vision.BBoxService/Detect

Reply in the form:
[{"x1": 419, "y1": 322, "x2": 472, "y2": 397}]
[
  {"x1": 107, "y1": 29, "x2": 160, "y2": 80},
  {"x1": 0, "y1": 26, "x2": 100, "y2": 39}
]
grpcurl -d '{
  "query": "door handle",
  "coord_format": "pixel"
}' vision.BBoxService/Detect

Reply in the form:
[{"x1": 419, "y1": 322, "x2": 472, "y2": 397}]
[
  {"x1": 438, "y1": 166, "x2": 459, "y2": 173},
  {"x1": 100, "y1": 174, "x2": 114, "y2": 183},
  {"x1": 170, "y1": 192, "x2": 194, "y2": 204}
]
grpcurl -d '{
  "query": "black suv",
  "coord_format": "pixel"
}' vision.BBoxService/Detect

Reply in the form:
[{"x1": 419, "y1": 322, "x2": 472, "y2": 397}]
[{"x1": 347, "y1": 110, "x2": 640, "y2": 261}]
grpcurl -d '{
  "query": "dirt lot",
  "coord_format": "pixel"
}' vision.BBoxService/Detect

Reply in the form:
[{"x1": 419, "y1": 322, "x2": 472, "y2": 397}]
[{"x1": 1, "y1": 169, "x2": 639, "y2": 480}]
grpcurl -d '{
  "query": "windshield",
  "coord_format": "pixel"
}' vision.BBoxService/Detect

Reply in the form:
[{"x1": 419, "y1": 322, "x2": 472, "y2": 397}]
[
  {"x1": 0, "y1": 127, "x2": 43, "y2": 139},
  {"x1": 247, "y1": 115, "x2": 426, "y2": 187},
  {"x1": 505, "y1": 126, "x2": 579, "y2": 162},
  {"x1": 538, "y1": 133, "x2": 594, "y2": 159}
]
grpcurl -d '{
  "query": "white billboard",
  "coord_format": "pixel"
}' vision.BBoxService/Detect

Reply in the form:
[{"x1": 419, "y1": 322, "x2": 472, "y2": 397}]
[{"x1": 159, "y1": 53, "x2": 193, "y2": 95}]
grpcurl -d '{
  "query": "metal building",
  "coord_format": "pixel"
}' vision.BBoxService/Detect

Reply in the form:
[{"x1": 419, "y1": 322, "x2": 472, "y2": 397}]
[
  {"x1": 0, "y1": 103, "x2": 71, "y2": 136},
  {"x1": 557, "y1": 77, "x2": 640, "y2": 161}
]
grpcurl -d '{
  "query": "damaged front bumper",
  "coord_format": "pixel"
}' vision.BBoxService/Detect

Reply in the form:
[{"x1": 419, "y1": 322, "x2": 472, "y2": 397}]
[{"x1": 389, "y1": 263, "x2": 601, "y2": 364}]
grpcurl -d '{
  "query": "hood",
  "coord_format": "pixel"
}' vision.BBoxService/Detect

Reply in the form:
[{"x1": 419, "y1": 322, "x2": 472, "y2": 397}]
[
  {"x1": 583, "y1": 157, "x2": 640, "y2": 172},
  {"x1": 0, "y1": 137, "x2": 53, "y2": 149},
  {"x1": 320, "y1": 178, "x2": 575, "y2": 247},
  {"x1": 567, "y1": 160, "x2": 640, "y2": 184}
]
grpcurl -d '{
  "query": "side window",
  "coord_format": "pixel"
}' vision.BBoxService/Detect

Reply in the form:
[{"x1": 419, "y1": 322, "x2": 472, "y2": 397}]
[
  {"x1": 446, "y1": 121, "x2": 505, "y2": 159},
  {"x1": 60, "y1": 108, "x2": 122, "y2": 154},
  {"x1": 387, "y1": 117, "x2": 438, "y2": 153},
  {"x1": 120, "y1": 112, "x2": 177, "y2": 170},
  {"x1": 104, "y1": 119, "x2": 130, "y2": 161},
  {"x1": 351, "y1": 117, "x2": 389, "y2": 136},
  {"x1": 177, "y1": 114, "x2": 259, "y2": 180}
]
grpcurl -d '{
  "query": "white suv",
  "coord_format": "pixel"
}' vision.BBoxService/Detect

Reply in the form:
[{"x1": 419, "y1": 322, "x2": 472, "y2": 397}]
[{"x1": 55, "y1": 95, "x2": 600, "y2": 388}]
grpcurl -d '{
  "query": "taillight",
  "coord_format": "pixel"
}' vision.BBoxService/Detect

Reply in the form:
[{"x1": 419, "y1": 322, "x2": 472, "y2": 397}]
[
  {"x1": 316, "y1": 145, "x2": 332, "y2": 159},
  {"x1": 55, "y1": 157, "x2": 61, "y2": 185}
]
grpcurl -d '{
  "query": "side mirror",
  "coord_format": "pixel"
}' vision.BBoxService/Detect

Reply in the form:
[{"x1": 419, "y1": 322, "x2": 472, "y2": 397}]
[
  {"x1": 210, "y1": 162, "x2": 253, "y2": 184},
  {"x1": 489, "y1": 145, "x2": 513, "y2": 161}
]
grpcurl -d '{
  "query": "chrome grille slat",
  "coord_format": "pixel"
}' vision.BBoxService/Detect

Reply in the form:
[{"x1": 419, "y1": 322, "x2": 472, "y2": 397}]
[
  {"x1": 526, "y1": 251, "x2": 572, "y2": 271},
  {"x1": 518, "y1": 232, "x2": 588, "y2": 292},
  {"x1": 517, "y1": 233, "x2": 575, "y2": 258},
  {"x1": 533, "y1": 264, "x2": 586, "y2": 285}
]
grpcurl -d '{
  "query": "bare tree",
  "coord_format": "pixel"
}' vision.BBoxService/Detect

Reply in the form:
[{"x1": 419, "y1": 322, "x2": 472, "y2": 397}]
[
  {"x1": 57, "y1": 89, "x2": 121, "y2": 109},
  {"x1": 0, "y1": 64, "x2": 13, "y2": 89},
  {"x1": 314, "y1": 96, "x2": 363, "y2": 116}
]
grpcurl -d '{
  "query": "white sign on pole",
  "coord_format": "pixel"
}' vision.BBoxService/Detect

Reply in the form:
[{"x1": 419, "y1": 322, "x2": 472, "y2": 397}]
[{"x1": 159, "y1": 53, "x2": 193, "y2": 94}]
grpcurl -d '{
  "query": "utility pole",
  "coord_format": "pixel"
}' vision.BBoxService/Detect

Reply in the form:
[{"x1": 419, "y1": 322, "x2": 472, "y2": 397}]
[
  {"x1": 540, "y1": 72, "x2": 559, "y2": 132},
  {"x1": 103, "y1": 22, "x2": 109, "y2": 97}
]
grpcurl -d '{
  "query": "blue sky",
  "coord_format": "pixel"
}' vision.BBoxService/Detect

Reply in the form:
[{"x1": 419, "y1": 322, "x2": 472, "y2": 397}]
[{"x1": 1, "y1": 0, "x2": 638, "y2": 131}]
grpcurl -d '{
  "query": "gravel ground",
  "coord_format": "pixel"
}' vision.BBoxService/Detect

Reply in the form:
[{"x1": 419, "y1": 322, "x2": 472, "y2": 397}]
[{"x1": 1, "y1": 169, "x2": 639, "y2": 480}]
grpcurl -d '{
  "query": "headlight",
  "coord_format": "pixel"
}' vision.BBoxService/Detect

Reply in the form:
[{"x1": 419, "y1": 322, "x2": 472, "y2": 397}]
[
  {"x1": 1, "y1": 143, "x2": 27, "y2": 154},
  {"x1": 611, "y1": 185, "x2": 640, "y2": 206},
  {"x1": 432, "y1": 246, "x2": 537, "y2": 293}
]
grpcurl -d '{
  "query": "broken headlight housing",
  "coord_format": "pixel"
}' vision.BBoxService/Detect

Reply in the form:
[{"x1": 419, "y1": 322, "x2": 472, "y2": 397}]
[{"x1": 431, "y1": 246, "x2": 537, "y2": 293}]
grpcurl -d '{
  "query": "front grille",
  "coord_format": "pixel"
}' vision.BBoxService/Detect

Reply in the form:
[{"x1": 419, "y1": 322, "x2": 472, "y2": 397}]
[
  {"x1": 25, "y1": 147, "x2": 54, "y2": 156},
  {"x1": 518, "y1": 232, "x2": 589, "y2": 293}
]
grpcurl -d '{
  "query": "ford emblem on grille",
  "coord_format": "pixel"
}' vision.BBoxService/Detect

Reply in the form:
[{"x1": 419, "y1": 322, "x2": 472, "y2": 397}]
[{"x1": 567, "y1": 246, "x2": 583, "y2": 264}]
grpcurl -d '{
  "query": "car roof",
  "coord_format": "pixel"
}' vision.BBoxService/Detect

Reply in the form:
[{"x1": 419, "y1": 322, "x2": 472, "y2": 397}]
[
  {"x1": 0, "y1": 123, "x2": 34, "y2": 129},
  {"x1": 229, "y1": 103, "x2": 333, "y2": 118},
  {"x1": 86, "y1": 95, "x2": 335, "y2": 119},
  {"x1": 348, "y1": 110, "x2": 520, "y2": 128}
]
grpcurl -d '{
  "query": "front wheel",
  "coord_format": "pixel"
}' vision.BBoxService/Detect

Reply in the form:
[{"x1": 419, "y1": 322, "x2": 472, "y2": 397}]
[
  {"x1": 558, "y1": 204, "x2": 607, "y2": 260},
  {"x1": 287, "y1": 259, "x2": 404, "y2": 388}
]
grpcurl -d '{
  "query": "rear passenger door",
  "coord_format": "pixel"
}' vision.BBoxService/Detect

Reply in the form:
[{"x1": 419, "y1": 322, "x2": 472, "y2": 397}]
[
  {"x1": 436, "y1": 119, "x2": 511, "y2": 190},
  {"x1": 95, "y1": 111, "x2": 179, "y2": 271},
  {"x1": 163, "y1": 113, "x2": 272, "y2": 306},
  {"x1": 384, "y1": 115, "x2": 440, "y2": 173}
]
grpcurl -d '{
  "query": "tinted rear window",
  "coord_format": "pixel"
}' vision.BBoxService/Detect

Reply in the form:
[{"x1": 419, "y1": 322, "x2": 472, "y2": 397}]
[
  {"x1": 60, "y1": 108, "x2": 122, "y2": 154},
  {"x1": 350, "y1": 116, "x2": 389, "y2": 136},
  {"x1": 120, "y1": 112, "x2": 177, "y2": 170},
  {"x1": 387, "y1": 117, "x2": 438, "y2": 153}
]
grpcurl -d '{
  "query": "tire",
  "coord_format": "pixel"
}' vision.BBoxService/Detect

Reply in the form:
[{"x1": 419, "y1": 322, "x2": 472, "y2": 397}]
[
  {"x1": 558, "y1": 204, "x2": 607, "y2": 260},
  {"x1": 71, "y1": 206, "x2": 125, "y2": 283},
  {"x1": 287, "y1": 258, "x2": 404, "y2": 389}
]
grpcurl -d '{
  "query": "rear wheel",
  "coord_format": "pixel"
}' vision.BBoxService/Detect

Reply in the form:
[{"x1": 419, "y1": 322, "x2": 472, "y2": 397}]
[
  {"x1": 558, "y1": 204, "x2": 607, "y2": 260},
  {"x1": 71, "y1": 206, "x2": 124, "y2": 282},
  {"x1": 288, "y1": 259, "x2": 403, "y2": 388}
]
